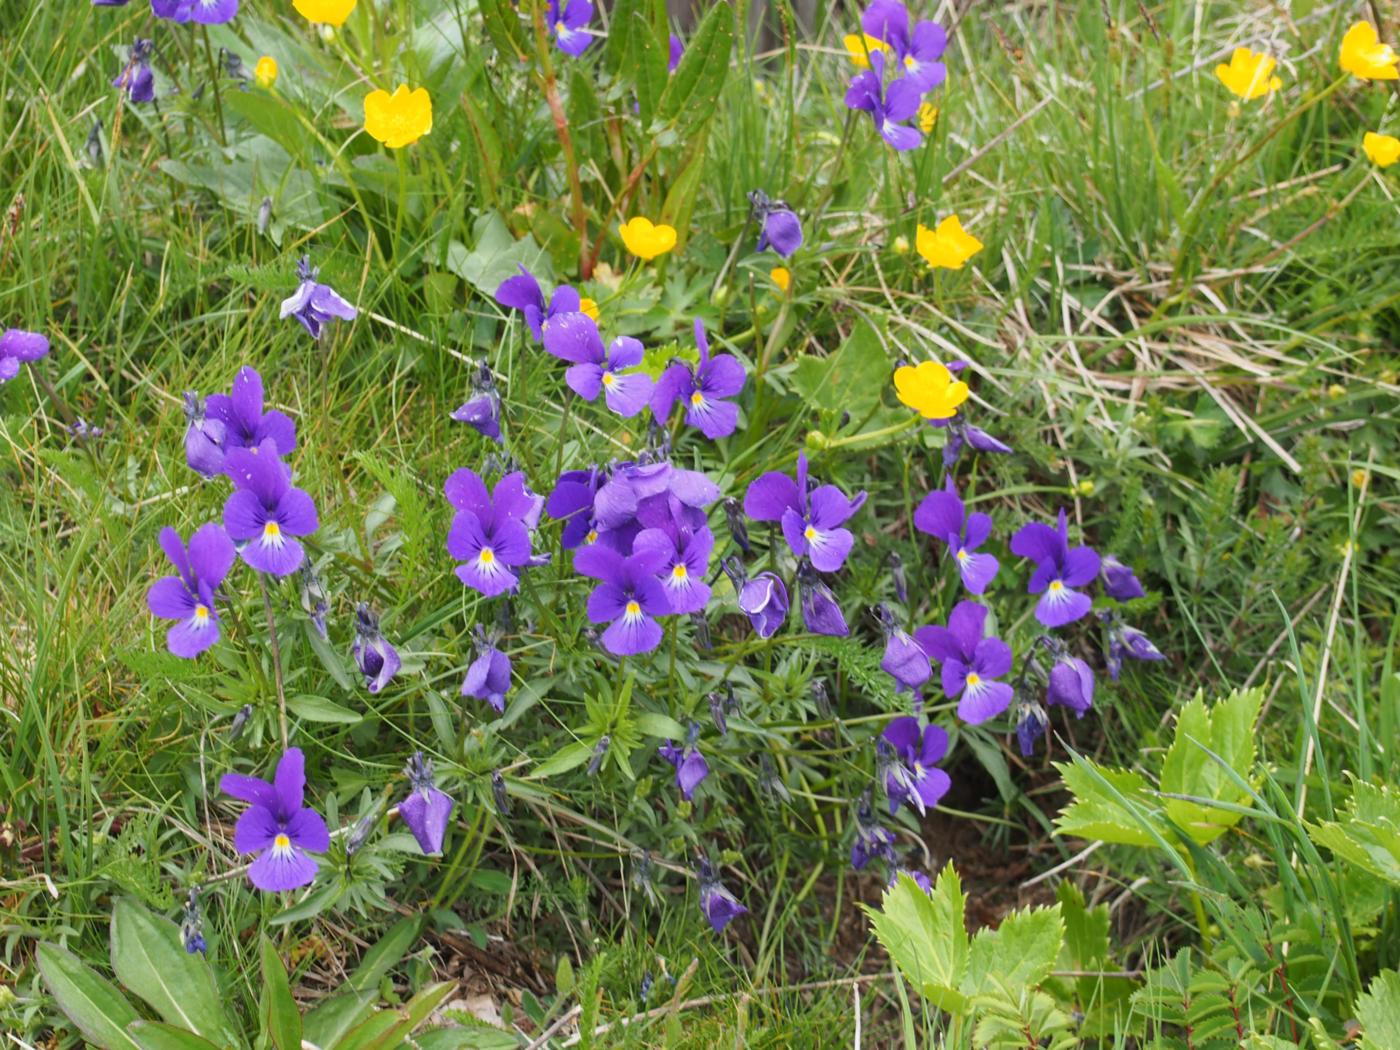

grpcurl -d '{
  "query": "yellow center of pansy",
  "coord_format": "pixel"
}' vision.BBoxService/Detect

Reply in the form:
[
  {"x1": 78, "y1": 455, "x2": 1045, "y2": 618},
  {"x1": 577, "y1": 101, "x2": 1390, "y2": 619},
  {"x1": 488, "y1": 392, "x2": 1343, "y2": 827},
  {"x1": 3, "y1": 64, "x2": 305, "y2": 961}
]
[
  {"x1": 690, "y1": 391, "x2": 704, "y2": 406},
  {"x1": 263, "y1": 521, "x2": 281, "y2": 538},
  {"x1": 966, "y1": 673, "x2": 981, "y2": 687},
  {"x1": 625, "y1": 600, "x2": 641, "y2": 616},
  {"x1": 274, "y1": 833, "x2": 291, "y2": 850},
  {"x1": 480, "y1": 547, "x2": 495, "y2": 565},
  {"x1": 672, "y1": 564, "x2": 688, "y2": 580},
  {"x1": 804, "y1": 526, "x2": 817, "y2": 541},
  {"x1": 193, "y1": 604, "x2": 210, "y2": 623},
  {"x1": 1049, "y1": 580, "x2": 1064, "y2": 593},
  {"x1": 585, "y1": 529, "x2": 598, "y2": 545},
  {"x1": 602, "y1": 371, "x2": 616, "y2": 388}
]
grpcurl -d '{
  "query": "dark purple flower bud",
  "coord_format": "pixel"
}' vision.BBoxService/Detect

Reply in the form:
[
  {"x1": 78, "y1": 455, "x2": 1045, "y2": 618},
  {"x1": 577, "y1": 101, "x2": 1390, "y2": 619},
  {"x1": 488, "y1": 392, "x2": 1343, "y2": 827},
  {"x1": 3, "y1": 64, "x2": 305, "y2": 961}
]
[
  {"x1": 92, "y1": 0, "x2": 132, "y2": 6},
  {"x1": 708, "y1": 692, "x2": 729, "y2": 736},
  {"x1": 851, "y1": 794, "x2": 896, "y2": 870},
  {"x1": 1046, "y1": 656, "x2": 1095, "y2": 716},
  {"x1": 1100, "y1": 555, "x2": 1146, "y2": 601},
  {"x1": 352, "y1": 604, "x2": 401, "y2": 694},
  {"x1": 222, "y1": 48, "x2": 248, "y2": 83},
  {"x1": 399, "y1": 752, "x2": 454, "y2": 855},
  {"x1": 722, "y1": 498, "x2": 751, "y2": 554},
  {"x1": 757, "y1": 753, "x2": 791, "y2": 804},
  {"x1": 462, "y1": 627, "x2": 512, "y2": 714},
  {"x1": 587, "y1": 735, "x2": 611, "y2": 776},
  {"x1": 696, "y1": 857, "x2": 747, "y2": 934},
  {"x1": 1121, "y1": 625, "x2": 1163, "y2": 663},
  {"x1": 964, "y1": 424, "x2": 1012, "y2": 455},
  {"x1": 68, "y1": 417, "x2": 104, "y2": 442},
  {"x1": 724, "y1": 557, "x2": 789, "y2": 639},
  {"x1": 220, "y1": 748, "x2": 330, "y2": 892},
  {"x1": 344, "y1": 810, "x2": 376, "y2": 856},
  {"x1": 451, "y1": 363, "x2": 503, "y2": 444},
  {"x1": 888, "y1": 551, "x2": 908, "y2": 605},
  {"x1": 183, "y1": 392, "x2": 227, "y2": 478},
  {"x1": 798, "y1": 563, "x2": 848, "y2": 636},
  {"x1": 280, "y1": 256, "x2": 357, "y2": 339},
  {"x1": 85, "y1": 119, "x2": 105, "y2": 168},
  {"x1": 749, "y1": 190, "x2": 804, "y2": 258},
  {"x1": 875, "y1": 603, "x2": 933, "y2": 694},
  {"x1": 491, "y1": 770, "x2": 511, "y2": 819},
  {"x1": 180, "y1": 888, "x2": 205, "y2": 955},
  {"x1": 112, "y1": 39, "x2": 155, "y2": 103},
  {"x1": 257, "y1": 197, "x2": 273, "y2": 235},
  {"x1": 297, "y1": 563, "x2": 329, "y2": 639},
  {"x1": 658, "y1": 736, "x2": 709, "y2": 801},
  {"x1": 229, "y1": 703, "x2": 253, "y2": 740},
  {"x1": 640, "y1": 971, "x2": 654, "y2": 1001},
  {"x1": 1015, "y1": 701, "x2": 1047, "y2": 757}
]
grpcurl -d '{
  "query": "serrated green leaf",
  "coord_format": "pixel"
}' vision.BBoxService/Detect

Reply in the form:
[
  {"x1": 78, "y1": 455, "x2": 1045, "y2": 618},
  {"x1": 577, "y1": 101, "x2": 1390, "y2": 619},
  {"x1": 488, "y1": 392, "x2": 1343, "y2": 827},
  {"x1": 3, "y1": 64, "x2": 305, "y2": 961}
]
[
  {"x1": 865, "y1": 866, "x2": 969, "y2": 1012},
  {"x1": 965, "y1": 905, "x2": 1063, "y2": 999},
  {"x1": 259, "y1": 937, "x2": 302, "y2": 1050},
  {"x1": 655, "y1": 3, "x2": 734, "y2": 136},
  {"x1": 1309, "y1": 778, "x2": 1400, "y2": 886},
  {"x1": 36, "y1": 943, "x2": 143, "y2": 1050},
  {"x1": 1053, "y1": 760, "x2": 1161, "y2": 847},
  {"x1": 1160, "y1": 686, "x2": 1262, "y2": 844}
]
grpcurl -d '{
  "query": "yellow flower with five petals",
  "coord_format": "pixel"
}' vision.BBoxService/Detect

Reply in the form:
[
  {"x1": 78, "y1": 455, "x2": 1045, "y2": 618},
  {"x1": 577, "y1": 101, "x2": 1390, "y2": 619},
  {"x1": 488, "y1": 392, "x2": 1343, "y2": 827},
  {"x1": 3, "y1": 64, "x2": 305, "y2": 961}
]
[
  {"x1": 1364, "y1": 131, "x2": 1400, "y2": 166},
  {"x1": 1215, "y1": 47, "x2": 1281, "y2": 99},
  {"x1": 363, "y1": 85, "x2": 432, "y2": 149},
  {"x1": 293, "y1": 0, "x2": 357, "y2": 26},
  {"x1": 1341, "y1": 21, "x2": 1399, "y2": 80},
  {"x1": 894, "y1": 360, "x2": 969, "y2": 421},
  {"x1": 915, "y1": 215, "x2": 983, "y2": 270},
  {"x1": 618, "y1": 217, "x2": 677, "y2": 261}
]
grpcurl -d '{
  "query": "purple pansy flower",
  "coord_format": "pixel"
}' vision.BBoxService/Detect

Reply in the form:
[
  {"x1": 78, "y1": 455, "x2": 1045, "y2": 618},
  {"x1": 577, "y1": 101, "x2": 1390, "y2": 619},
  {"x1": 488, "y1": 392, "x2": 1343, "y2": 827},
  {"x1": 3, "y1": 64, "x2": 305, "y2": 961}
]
[
  {"x1": 576, "y1": 543, "x2": 671, "y2": 655},
  {"x1": 845, "y1": 52, "x2": 924, "y2": 151},
  {"x1": 634, "y1": 525, "x2": 713, "y2": 615},
  {"x1": 651, "y1": 321, "x2": 747, "y2": 439},
  {"x1": 450, "y1": 363, "x2": 503, "y2": 444},
  {"x1": 182, "y1": 392, "x2": 227, "y2": 478},
  {"x1": 462, "y1": 627, "x2": 512, "y2": 713},
  {"x1": 797, "y1": 562, "x2": 849, "y2": 636},
  {"x1": 1100, "y1": 555, "x2": 1146, "y2": 601},
  {"x1": 697, "y1": 857, "x2": 747, "y2": 934},
  {"x1": 0, "y1": 328, "x2": 50, "y2": 383},
  {"x1": 668, "y1": 34, "x2": 684, "y2": 71},
  {"x1": 914, "y1": 600, "x2": 1013, "y2": 724},
  {"x1": 112, "y1": 39, "x2": 155, "y2": 103},
  {"x1": 352, "y1": 604, "x2": 400, "y2": 694},
  {"x1": 1046, "y1": 655, "x2": 1094, "y2": 716},
  {"x1": 913, "y1": 480, "x2": 998, "y2": 594},
  {"x1": 860, "y1": 0, "x2": 948, "y2": 91},
  {"x1": 445, "y1": 469, "x2": 542, "y2": 598},
  {"x1": 548, "y1": 0, "x2": 593, "y2": 56},
  {"x1": 151, "y1": 0, "x2": 239, "y2": 23},
  {"x1": 220, "y1": 748, "x2": 330, "y2": 892},
  {"x1": 222, "y1": 444, "x2": 319, "y2": 576},
  {"x1": 658, "y1": 731, "x2": 709, "y2": 800},
  {"x1": 399, "y1": 752, "x2": 454, "y2": 855},
  {"x1": 280, "y1": 257, "x2": 357, "y2": 339},
  {"x1": 881, "y1": 716, "x2": 951, "y2": 816},
  {"x1": 494, "y1": 265, "x2": 581, "y2": 342},
  {"x1": 888, "y1": 869, "x2": 935, "y2": 895},
  {"x1": 744, "y1": 451, "x2": 867, "y2": 572},
  {"x1": 749, "y1": 190, "x2": 803, "y2": 259},
  {"x1": 1009, "y1": 509, "x2": 1100, "y2": 628},
  {"x1": 547, "y1": 465, "x2": 606, "y2": 549},
  {"x1": 146, "y1": 523, "x2": 236, "y2": 658},
  {"x1": 543, "y1": 313, "x2": 654, "y2": 418},
  {"x1": 204, "y1": 366, "x2": 297, "y2": 460},
  {"x1": 874, "y1": 604, "x2": 932, "y2": 694},
  {"x1": 1102, "y1": 612, "x2": 1164, "y2": 681}
]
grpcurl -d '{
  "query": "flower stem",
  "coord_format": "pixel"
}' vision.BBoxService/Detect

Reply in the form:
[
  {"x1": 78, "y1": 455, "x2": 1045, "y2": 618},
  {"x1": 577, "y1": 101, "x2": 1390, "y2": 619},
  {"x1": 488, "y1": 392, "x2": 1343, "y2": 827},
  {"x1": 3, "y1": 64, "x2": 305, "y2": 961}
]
[
  {"x1": 261, "y1": 576, "x2": 289, "y2": 750},
  {"x1": 199, "y1": 27, "x2": 227, "y2": 148}
]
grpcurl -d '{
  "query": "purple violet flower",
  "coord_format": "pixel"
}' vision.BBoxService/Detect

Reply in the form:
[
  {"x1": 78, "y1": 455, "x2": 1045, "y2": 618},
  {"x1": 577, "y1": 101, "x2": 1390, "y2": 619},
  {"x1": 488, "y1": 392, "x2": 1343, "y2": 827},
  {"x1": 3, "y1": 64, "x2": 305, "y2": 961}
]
[
  {"x1": 548, "y1": 0, "x2": 593, "y2": 56},
  {"x1": 668, "y1": 34, "x2": 684, "y2": 71},
  {"x1": 845, "y1": 52, "x2": 924, "y2": 151},
  {"x1": 881, "y1": 716, "x2": 951, "y2": 816},
  {"x1": 494, "y1": 265, "x2": 581, "y2": 342},
  {"x1": 547, "y1": 465, "x2": 606, "y2": 549},
  {"x1": 0, "y1": 328, "x2": 50, "y2": 383},
  {"x1": 722, "y1": 559, "x2": 789, "y2": 639},
  {"x1": 543, "y1": 313, "x2": 654, "y2": 418},
  {"x1": 575, "y1": 543, "x2": 671, "y2": 655},
  {"x1": 860, "y1": 0, "x2": 948, "y2": 91},
  {"x1": 222, "y1": 443, "x2": 319, "y2": 576},
  {"x1": 220, "y1": 748, "x2": 330, "y2": 892},
  {"x1": 797, "y1": 562, "x2": 849, "y2": 636},
  {"x1": 940, "y1": 416, "x2": 1013, "y2": 469},
  {"x1": 634, "y1": 525, "x2": 714, "y2": 615},
  {"x1": 451, "y1": 363, "x2": 503, "y2": 444},
  {"x1": 1100, "y1": 555, "x2": 1146, "y2": 601},
  {"x1": 146, "y1": 523, "x2": 236, "y2": 658},
  {"x1": 697, "y1": 857, "x2": 747, "y2": 934},
  {"x1": 744, "y1": 452, "x2": 867, "y2": 573},
  {"x1": 851, "y1": 794, "x2": 896, "y2": 870},
  {"x1": 651, "y1": 321, "x2": 746, "y2": 439},
  {"x1": 352, "y1": 604, "x2": 400, "y2": 694},
  {"x1": 658, "y1": 731, "x2": 709, "y2": 800},
  {"x1": 1102, "y1": 612, "x2": 1164, "y2": 681},
  {"x1": 1046, "y1": 655, "x2": 1094, "y2": 716},
  {"x1": 874, "y1": 604, "x2": 932, "y2": 694},
  {"x1": 1015, "y1": 701, "x2": 1047, "y2": 757},
  {"x1": 152, "y1": 0, "x2": 238, "y2": 23},
  {"x1": 462, "y1": 627, "x2": 512, "y2": 713},
  {"x1": 749, "y1": 190, "x2": 804, "y2": 259},
  {"x1": 888, "y1": 869, "x2": 935, "y2": 895},
  {"x1": 1009, "y1": 509, "x2": 1100, "y2": 628},
  {"x1": 445, "y1": 469, "x2": 542, "y2": 597},
  {"x1": 279, "y1": 257, "x2": 357, "y2": 339},
  {"x1": 913, "y1": 600, "x2": 1013, "y2": 725},
  {"x1": 112, "y1": 39, "x2": 155, "y2": 103},
  {"x1": 203, "y1": 366, "x2": 296, "y2": 460},
  {"x1": 399, "y1": 752, "x2": 454, "y2": 855},
  {"x1": 913, "y1": 480, "x2": 998, "y2": 594}
]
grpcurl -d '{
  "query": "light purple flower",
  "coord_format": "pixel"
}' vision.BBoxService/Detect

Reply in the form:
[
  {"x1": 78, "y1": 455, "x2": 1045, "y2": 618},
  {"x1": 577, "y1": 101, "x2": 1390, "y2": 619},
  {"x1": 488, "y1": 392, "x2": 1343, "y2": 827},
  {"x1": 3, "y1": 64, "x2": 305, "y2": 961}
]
[
  {"x1": 223, "y1": 444, "x2": 319, "y2": 576},
  {"x1": 851, "y1": 795, "x2": 895, "y2": 870},
  {"x1": 547, "y1": 465, "x2": 606, "y2": 549},
  {"x1": 651, "y1": 321, "x2": 746, "y2": 439},
  {"x1": 495, "y1": 265, "x2": 580, "y2": 342},
  {"x1": 744, "y1": 451, "x2": 866, "y2": 573},
  {"x1": 749, "y1": 190, "x2": 803, "y2": 258},
  {"x1": 722, "y1": 559, "x2": 788, "y2": 639},
  {"x1": 1009, "y1": 509, "x2": 1100, "y2": 628},
  {"x1": 658, "y1": 734, "x2": 709, "y2": 800},
  {"x1": 204, "y1": 366, "x2": 297, "y2": 460},
  {"x1": 1100, "y1": 555, "x2": 1146, "y2": 601},
  {"x1": 668, "y1": 34, "x2": 684, "y2": 71},
  {"x1": 451, "y1": 363, "x2": 502, "y2": 444},
  {"x1": 352, "y1": 604, "x2": 400, "y2": 694},
  {"x1": 861, "y1": 0, "x2": 947, "y2": 91},
  {"x1": 913, "y1": 480, "x2": 998, "y2": 594},
  {"x1": 874, "y1": 604, "x2": 932, "y2": 694},
  {"x1": 280, "y1": 257, "x2": 357, "y2": 339},
  {"x1": 220, "y1": 748, "x2": 330, "y2": 892},
  {"x1": 635, "y1": 525, "x2": 713, "y2": 615},
  {"x1": 697, "y1": 857, "x2": 746, "y2": 933},
  {"x1": 152, "y1": 0, "x2": 239, "y2": 23},
  {"x1": 399, "y1": 752, "x2": 454, "y2": 855},
  {"x1": 0, "y1": 328, "x2": 50, "y2": 383},
  {"x1": 845, "y1": 52, "x2": 924, "y2": 151},
  {"x1": 887, "y1": 869, "x2": 934, "y2": 894},
  {"x1": 913, "y1": 600, "x2": 1013, "y2": 724},
  {"x1": 543, "y1": 313, "x2": 654, "y2": 418},
  {"x1": 445, "y1": 469, "x2": 542, "y2": 597},
  {"x1": 146, "y1": 523, "x2": 236, "y2": 657},
  {"x1": 1046, "y1": 655, "x2": 1094, "y2": 716},
  {"x1": 182, "y1": 393, "x2": 228, "y2": 478},
  {"x1": 462, "y1": 627, "x2": 512, "y2": 713},
  {"x1": 798, "y1": 562, "x2": 848, "y2": 636},
  {"x1": 112, "y1": 39, "x2": 155, "y2": 103},
  {"x1": 575, "y1": 543, "x2": 671, "y2": 655},
  {"x1": 881, "y1": 716, "x2": 950, "y2": 816},
  {"x1": 549, "y1": 0, "x2": 593, "y2": 56},
  {"x1": 940, "y1": 416, "x2": 1013, "y2": 469},
  {"x1": 1103, "y1": 612, "x2": 1164, "y2": 681}
]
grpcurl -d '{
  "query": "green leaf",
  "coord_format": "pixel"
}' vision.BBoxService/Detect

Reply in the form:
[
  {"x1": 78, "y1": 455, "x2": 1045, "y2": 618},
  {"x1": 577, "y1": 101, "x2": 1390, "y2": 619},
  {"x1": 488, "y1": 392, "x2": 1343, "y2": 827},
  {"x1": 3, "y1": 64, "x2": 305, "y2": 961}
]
[
  {"x1": 864, "y1": 866, "x2": 969, "y2": 1013},
  {"x1": 223, "y1": 92, "x2": 309, "y2": 165},
  {"x1": 445, "y1": 214, "x2": 549, "y2": 298},
  {"x1": 789, "y1": 320, "x2": 888, "y2": 417},
  {"x1": 415, "y1": 1026, "x2": 518, "y2": 1050},
  {"x1": 110, "y1": 899, "x2": 241, "y2": 1049},
  {"x1": 479, "y1": 0, "x2": 528, "y2": 63},
  {"x1": 287, "y1": 694, "x2": 363, "y2": 725},
  {"x1": 335, "y1": 983, "x2": 457, "y2": 1050},
  {"x1": 1053, "y1": 760, "x2": 1161, "y2": 847},
  {"x1": 528, "y1": 740, "x2": 596, "y2": 779},
  {"x1": 1309, "y1": 778, "x2": 1400, "y2": 886},
  {"x1": 634, "y1": 712, "x2": 687, "y2": 740},
  {"x1": 655, "y1": 3, "x2": 734, "y2": 136},
  {"x1": 128, "y1": 1023, "x2": 224, "y2": 1050},
  {"x1": 259, "y1": 937, "x2": 302, "y2": 1050},
  {"x1": 964, "y1": 906, "x2": 1063, "y2": 999},
  {"x1": 1356, "y1": 970, "x2": 1400, "y2": 1050},
  {"x1": 304, "y1": 918, "x2": 423, "y2": 1050},
  {"x1": 302, "y1": 994, "x2": 376, "y2": 1050},
  {"x1": 1159, "y1": 686, "x2": 1262, "y2": 844},
  {"x1": 36, "y1": 943, "x2": 143, "y2": 1050},
  {"x1": 606, "y1": 0, "x2": 668, "y2": 126}
]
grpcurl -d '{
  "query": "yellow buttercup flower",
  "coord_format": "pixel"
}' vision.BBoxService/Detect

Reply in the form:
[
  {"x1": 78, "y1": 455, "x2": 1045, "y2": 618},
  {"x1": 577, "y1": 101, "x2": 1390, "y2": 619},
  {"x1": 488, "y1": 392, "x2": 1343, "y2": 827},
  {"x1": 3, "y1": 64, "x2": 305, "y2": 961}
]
[
  {"x1": 293, "y1": 0, "x2": 357, "y2": 26},
  {"x1": 579, "y1": 297, "x2": 599, "y2": 320},
  {"x1": 915, "y1": 215, "x2": 983, "y2": 270},
  {"x1": 1214, "y1": 47, "x2": 1281, "y2": 99},
  {"x1": 1341, "y1": 21, "x2": 1399, "y2": 80},
  {"x1": 253, "y1": 56, "x2": 278, "y2": 89},
  {"x1": 1364, "y1": 131, "x2": 1400, "y2": 166},
  {"x1": 618, "y1": 217, "x2": 677, "y2": 261},
  {"x1": 917, "y1": 103, "x2": 938, "y2": 133},
  {"x1": 769, "y1": 266, "x2": 791, "y2": 293},
  {"x1": 363, "y1": 85, "x2": 432, "y2": 149},
  {"x1": 893, "y1": 360, "x2": 969, "y2": 421},
  {"x1": 843, "y1": 33, "x2": 891, "y2": 68}
]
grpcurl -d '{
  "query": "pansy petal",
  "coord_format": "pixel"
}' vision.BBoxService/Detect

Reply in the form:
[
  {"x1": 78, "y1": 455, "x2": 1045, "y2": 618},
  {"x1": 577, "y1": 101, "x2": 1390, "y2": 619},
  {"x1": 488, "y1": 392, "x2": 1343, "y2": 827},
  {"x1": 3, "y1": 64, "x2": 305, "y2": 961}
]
[
  {"x1": 248, "y1": 845, "x2": 318, "y2": 892},
  {"x1": 744, "y1": 471, "x2": 800, "y2": 522},
  {"x1": 233, "y1": 806, "x2": 280, "y2": 852}
]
